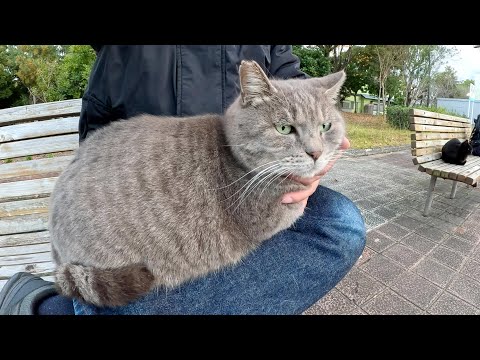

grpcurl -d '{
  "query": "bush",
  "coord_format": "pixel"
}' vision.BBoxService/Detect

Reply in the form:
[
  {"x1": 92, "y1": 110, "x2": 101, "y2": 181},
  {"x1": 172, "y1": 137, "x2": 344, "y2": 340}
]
[{"x1": 386, "y1": 105, "x2": 410, "y2": 129}]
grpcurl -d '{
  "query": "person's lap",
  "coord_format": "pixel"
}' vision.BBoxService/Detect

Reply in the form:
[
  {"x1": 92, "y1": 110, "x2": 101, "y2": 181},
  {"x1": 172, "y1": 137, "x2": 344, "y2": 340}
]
[{"x1": 71, "y1": 185, "x2": 366, "y2": 315}]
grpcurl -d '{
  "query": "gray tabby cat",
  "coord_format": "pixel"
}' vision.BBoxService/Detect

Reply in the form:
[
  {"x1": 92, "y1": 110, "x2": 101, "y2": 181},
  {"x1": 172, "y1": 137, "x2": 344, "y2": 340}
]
[{"x1": 50, "y1": 60, "x2": 347, "y2": 307}]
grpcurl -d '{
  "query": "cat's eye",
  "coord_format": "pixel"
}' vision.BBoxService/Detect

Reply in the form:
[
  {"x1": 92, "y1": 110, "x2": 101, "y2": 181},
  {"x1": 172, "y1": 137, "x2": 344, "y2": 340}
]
[
  {"x1": 320, "y1": 122, "x2": 332, "y2": 133},
  {"x1": 275, "y1": 124, "x2": 294, "y2": 135}
]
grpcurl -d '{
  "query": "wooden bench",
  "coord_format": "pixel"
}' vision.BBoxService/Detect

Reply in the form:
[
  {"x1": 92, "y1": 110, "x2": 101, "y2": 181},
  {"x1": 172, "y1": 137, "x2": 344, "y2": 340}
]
[
  {"x1": 0, "y1": 99, "x2": 81, "y2": 291},
  {"x1": 410, "y1": 108, "x2": 479, "y2": 216}
]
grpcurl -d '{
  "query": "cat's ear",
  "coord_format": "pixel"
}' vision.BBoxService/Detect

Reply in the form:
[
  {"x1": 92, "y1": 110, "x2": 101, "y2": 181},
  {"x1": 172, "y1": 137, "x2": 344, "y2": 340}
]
[
  {"x1": 239, "y1": 60, "x2": 277, "y2": 106},
  {"x1": 314, "y1": 70, "x2": 346, "y2": 104}
]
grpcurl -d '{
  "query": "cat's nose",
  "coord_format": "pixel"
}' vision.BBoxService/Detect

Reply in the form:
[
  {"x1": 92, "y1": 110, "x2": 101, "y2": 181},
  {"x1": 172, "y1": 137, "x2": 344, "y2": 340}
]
[{"x1": 306, "y1": 150, "x2": 321, "y2": 161}]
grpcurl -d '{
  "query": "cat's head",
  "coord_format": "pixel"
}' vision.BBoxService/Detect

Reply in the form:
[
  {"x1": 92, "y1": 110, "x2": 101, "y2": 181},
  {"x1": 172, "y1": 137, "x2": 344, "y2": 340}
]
[
  {"x1": 224, "y1": 60, "x2": 346, "y2": 178},
  {"x1": 460, "y1": 139, "x2": 473, "y2": 155}
]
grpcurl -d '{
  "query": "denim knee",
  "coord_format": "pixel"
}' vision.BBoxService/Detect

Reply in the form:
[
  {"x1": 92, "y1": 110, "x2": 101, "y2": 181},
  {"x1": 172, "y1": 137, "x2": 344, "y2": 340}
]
[{"x1": 305, "y1": 186, "x2": 366, "y2": 265}]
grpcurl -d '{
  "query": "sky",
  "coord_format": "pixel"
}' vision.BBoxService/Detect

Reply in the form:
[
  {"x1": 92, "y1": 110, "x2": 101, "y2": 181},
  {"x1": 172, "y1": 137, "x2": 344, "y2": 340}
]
[{"x1": 443, "y1": 45, "x2": 480, "y2": 82}]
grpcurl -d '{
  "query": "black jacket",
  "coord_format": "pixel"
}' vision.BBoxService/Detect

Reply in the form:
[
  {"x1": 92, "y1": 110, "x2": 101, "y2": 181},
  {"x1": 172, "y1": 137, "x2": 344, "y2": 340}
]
[{"x1": 79, "y1": 45, "x2": 307, "y2": 141}]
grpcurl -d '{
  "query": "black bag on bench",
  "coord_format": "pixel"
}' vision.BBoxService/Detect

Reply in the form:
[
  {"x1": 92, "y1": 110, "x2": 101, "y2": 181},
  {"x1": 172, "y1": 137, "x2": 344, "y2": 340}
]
[{"x1": 472, "y1": 114, "x2": 480, "y2": 156}]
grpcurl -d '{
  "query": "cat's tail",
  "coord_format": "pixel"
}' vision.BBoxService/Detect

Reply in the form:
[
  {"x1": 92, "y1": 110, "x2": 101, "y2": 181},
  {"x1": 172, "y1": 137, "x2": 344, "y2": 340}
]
[{"x1": 54, "y1": 263, "x2": 155, "y2": 307}]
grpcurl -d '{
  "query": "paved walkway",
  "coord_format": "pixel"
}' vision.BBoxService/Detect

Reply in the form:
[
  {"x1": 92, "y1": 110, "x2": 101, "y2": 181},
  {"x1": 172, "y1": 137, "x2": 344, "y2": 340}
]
[{"x1": 304, "y1": 149, "x2": 480, "y2": 315}]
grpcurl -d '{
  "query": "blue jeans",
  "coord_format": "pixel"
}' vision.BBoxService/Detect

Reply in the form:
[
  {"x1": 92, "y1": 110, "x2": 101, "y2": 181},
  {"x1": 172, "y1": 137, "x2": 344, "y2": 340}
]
[{"x1": 72, "y1": 186, "x2": 366, "y2": 315}]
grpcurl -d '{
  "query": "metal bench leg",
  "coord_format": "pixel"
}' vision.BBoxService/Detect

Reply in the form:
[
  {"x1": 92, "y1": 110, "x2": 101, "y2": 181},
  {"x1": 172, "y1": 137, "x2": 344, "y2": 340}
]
[
  {"x1": 450, "y1": 180, "x2": 458, "y2": 199},
  {"x1": 424, "y1": 175, "x2": 437, "y2": 217}
]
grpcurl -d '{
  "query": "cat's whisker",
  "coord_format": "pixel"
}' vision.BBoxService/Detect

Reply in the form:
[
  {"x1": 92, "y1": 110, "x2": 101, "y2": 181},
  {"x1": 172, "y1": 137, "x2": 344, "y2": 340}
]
[
  {"x1": 258, "y1": 168, "x2": 294, "y2": 199},
  {"x1": 220, "y1": 144, "x2": 247, "y2": 147},
  {"x1": 223, "y1": 164, "x2": 284, "y2": 207},
  {"x1": 208, "y1": 159, "x2": 282, "y2": 191},
  {"x1": 228, "y1": 164, "x2": 291, "y2": 213},
  {"x1": 230, "y1": 169, "x2": 281, "y2": 213}
]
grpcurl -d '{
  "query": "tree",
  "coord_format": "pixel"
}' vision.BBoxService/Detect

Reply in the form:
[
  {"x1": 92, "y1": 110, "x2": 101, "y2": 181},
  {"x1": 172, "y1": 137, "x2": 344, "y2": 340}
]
[
  {"x1": 56, "y1": 45, "x2": 96, "y2": 99},
  {"x1": 432, "y1": 66, "x2": 462, "y2": 99},
  {"x1": 292, "y1": 45, "x2": 331, "y2": 78},
  {"x1": 370, "y1": 45, "x2": 408, "y2": 118},
  {"x1": 13, "y1": 45, "x2": 63, "y2": 103},
  {"x1": 343, "y1": 46, "x2": 375, "y2": 112},
  {"x1": 0, "y1": 46, "x2": 29, "y2": 108},
  {"x1": 401, "y1": 45, "x2": 456, "y2": 106}
]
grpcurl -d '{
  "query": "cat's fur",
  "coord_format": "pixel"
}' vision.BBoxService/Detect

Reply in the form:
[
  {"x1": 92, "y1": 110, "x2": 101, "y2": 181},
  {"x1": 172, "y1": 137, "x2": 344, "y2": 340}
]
[
  {"x1": 50, "y1": 61, "x2": 347, "y2": 307},
  {"x1": 441, "y1": 138, "x2": 472, "y2": 165}
]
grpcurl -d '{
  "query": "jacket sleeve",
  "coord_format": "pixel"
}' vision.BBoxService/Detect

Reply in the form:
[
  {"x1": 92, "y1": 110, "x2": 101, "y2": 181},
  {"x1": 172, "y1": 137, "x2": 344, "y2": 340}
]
[{"x1": 268, "y1": 45, "x2": 308, "y2": 79}]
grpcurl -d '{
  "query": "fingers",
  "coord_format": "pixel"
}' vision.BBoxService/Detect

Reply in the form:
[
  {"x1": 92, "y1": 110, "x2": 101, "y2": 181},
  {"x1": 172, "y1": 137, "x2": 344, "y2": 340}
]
[{"x1": 281, "y1": 179, "x2": 320, "y2": 204}]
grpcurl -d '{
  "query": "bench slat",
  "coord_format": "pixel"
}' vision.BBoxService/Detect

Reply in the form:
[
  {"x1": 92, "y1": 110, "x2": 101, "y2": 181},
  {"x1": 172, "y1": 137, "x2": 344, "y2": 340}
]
[
  {"x1": 412, "y1": 147, "x2": 443, "y2": 156},
  {"x1": 0, "y1": 198, "x2": 49, "y2": 218},
  {"x1": 409, "y1": 109, "x2": 471, "y2": 123},
  {"x1": 0, "y1": 99, "x2": 80, "y2": 117},
  {"x1": 0, "y1": 117, "x2": 78, "y2": 143},
  {"x1": 0, "y1": 243, "x2": 51, "y2": 257},
  {"x1": 412, "y1": 152, "x2": 442, "y2": 165},
  {"x1": 448, "y1": 157, "x2": 480, "y2": 180},
  {"x1": 0, "y1": 101, "x2": 81, "y2": 126},
  {"x1": 410, "y1": 125, "x2": 469, "y2": 133},
  {"x1": 0, "y1": 134, "x2": 78, "y2": 160},
  {"x1": 0, "y1": 156, "x2": 73, "y2": 182},
  {"x1": 0, "y1": 177, "x2": 57, "y2": 203},
  {"x1": 411, "y1": 132, "x2": 467, "y2": 141},
  {"x1": 0, "y1": 213, "x2": 49, "y2": 236},
  {"x1": 410, "y1": 116, "x2": 472, "y2": 128},
  {"x1": 412, "y1": 138, "x2": 467, "y2": 149},
  {"x1": 0, "y1": 261, "x2": 55, "y2": 280},
  {"x1": 0, "y1": 231, "x2": 50, "y2": 248},
  {"x1": 0, "y1": 251, "x2": 52, "y2": 266},
  {"x1": 466, "y1": 169, "x2": 480, "y2": 186}
]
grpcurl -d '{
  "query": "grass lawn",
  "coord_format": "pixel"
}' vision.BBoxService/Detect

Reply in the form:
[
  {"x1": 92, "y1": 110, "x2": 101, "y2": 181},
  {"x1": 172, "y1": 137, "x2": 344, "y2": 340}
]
[{"x1": 344, "y1": 112, "x2": 411, "y2": 149}]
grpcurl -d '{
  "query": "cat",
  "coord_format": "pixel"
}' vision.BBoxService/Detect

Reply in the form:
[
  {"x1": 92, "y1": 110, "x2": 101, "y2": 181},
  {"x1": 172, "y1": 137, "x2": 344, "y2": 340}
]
[
  {"x1": 441, "y1": 138, "x2": 472, "y2": 165},
  {"x1": 49, "y1": 60, "x2": 347, "y2": 307}
]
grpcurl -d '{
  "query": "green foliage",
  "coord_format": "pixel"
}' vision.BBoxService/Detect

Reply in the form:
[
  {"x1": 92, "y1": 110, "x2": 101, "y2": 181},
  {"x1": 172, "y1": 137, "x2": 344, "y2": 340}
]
[
  {"x1": 386, "y1": 104, "x2": 466, "y2": 130},
  {"x1": 56, "y1": 45, "x2": 96, "y2": 99},
  {"x1": 4, "y1": 159, "x2": 12, "y2": 163},
  {"x1": 292, "y1": 45, "x2": 331, "y2": 78},
  {"x1": 386, "y1": 105, "x2": 410, "y2": 129},
  {"x1": 25, "y1": 155, "x2": 32, "y2": 161},
  {"x1": 46, "y1": 153, "x2": 54, "y2": 158}
]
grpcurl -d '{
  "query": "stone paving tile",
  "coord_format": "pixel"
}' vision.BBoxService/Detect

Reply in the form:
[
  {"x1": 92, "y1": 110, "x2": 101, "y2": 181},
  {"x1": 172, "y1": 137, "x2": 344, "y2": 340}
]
[
  {"x1": 414, "y1": 258, "x2": 456, "y2": 288},
  {"x1": 448, "y1": 274, "x2": 480, "y2": 308},
  {"x1": 347, "y1": 307, "x2": 368, "y2": 315},
  {"x1": 414, "y1": 225, "x2": 450, "y2": 243},
  {"x1": 428, "y1": 292, "x2": 480, "y2": 315},
  {"x1": 392, "y1": 214, "x2": 429, "y2": 231},
  {"x1": 401, "y1": 209, "x2": 435, "y2": 224},
  {"x1": 391, "y1": 272, "x2": 442, "y2": 309},
  {"x1": 360, "y1": 254, "x2": 406, "y2": 285},
  {"x1": 355, "y1": 246, "x2": 376, "y2": 267},
  {"x1": 429, "y1": 246, "x2": 466, "y2": 270},
  {"x1": 400, "y1": 233, "x2": 437, "y2": 254},
  {"x1": 355, "y1": 199, "x2": 383, "y2": 212},
  {"x1": 303, "y1": 289, "x2": 357, "y2": 315},
  {"x1": 362, "y1": 212, "x2": 388, "y2": 231},
  {"x1": 366, "y1": 231, "x2": 395, "y2": 253},
  {"x1": 440, "y1": 236, "x2": 475, "y2": 256},
  {"x1": 375, "y1": 222, "x2": 411, "y2": 240},
  {"x1": 372, "y1": 206, "x2": 399, "y2": 221},
  {"x1": 459, "y1": 258, "x2": 480, "y2": 283},
  {"x1": 383, "y1": 244, "x2": 423, "y2": 269},
  {"x1": 362, "y1": 289, "x2": 424, "y2": 315},
  {"x1": 435, "y1": 212, "x2": 468, "y2": 226},
  {"x1": 428, "y1": 218, "x2": 459, "y2": 234},
  {"x1": 335, "y1": 268, "x2": 385, "y2": 306}
]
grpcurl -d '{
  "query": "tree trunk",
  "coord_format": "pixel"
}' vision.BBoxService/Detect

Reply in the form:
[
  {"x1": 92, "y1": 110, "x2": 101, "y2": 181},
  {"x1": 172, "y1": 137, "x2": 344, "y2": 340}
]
[{"x1": 377, "y1": 79, "x2": 382, "y2": 116}]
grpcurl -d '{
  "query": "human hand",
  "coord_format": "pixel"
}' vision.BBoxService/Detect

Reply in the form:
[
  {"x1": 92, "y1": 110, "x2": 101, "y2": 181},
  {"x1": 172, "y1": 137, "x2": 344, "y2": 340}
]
[{"x1": 281, "y1": 137, "x2": 350, "y2": 208}]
